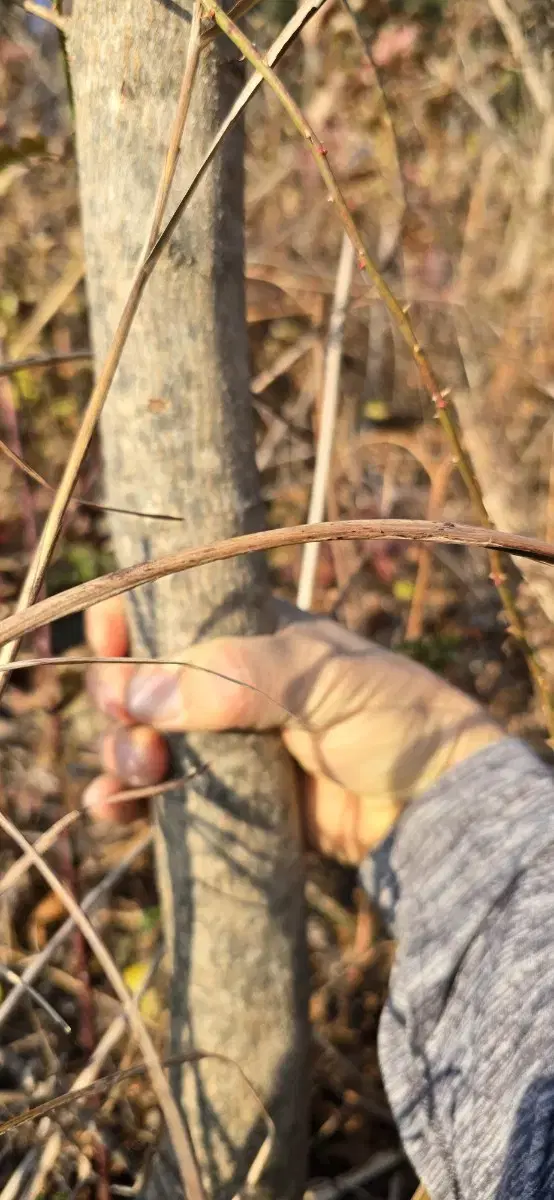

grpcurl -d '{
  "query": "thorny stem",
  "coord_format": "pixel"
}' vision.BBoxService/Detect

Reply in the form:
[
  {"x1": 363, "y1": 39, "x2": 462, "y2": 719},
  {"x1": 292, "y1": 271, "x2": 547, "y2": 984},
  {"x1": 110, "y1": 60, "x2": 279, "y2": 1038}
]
[{"x1": 203, "y1": 0, "x2": 554, "y2": 734}]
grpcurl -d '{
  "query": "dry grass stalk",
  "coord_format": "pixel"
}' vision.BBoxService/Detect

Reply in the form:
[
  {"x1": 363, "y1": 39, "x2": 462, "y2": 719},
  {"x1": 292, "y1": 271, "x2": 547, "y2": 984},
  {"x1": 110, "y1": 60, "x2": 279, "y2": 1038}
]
[
  {"x1": 22, "y1": 954, "x2": 162, "y2": 1199},
  {"x1": 0, "y1": 830, "x2": 152, "y2": 1031},
  {"x1": 1, "y1": 519, "x2": 553, "y2": 651},
  {"x1": 0, "y1": 810, "x2": 205, "y2": 1200},
  {"x1": 297, "y1": 234, "x2": 355, "y2": 610}
]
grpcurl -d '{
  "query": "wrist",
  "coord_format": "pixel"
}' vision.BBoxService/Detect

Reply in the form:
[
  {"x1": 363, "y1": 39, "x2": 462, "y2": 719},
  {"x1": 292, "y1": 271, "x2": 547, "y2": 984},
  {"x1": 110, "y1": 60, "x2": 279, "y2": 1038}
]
[{"x1": 413, "y1": 705, "x2": 505, "y2": 799}]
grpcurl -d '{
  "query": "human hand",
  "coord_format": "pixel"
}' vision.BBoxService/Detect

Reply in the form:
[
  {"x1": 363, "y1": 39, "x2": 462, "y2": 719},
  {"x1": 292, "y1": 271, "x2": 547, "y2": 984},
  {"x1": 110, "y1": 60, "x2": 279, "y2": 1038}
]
[{"x1": 84, "y1": 598, "x2": 503, "y2": 865}]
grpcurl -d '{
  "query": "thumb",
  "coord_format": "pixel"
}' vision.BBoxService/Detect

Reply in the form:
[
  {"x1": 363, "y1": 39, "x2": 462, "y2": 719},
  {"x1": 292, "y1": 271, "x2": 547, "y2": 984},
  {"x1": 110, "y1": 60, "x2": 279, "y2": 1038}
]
[{"x1": 124, "y1": 633, "x2": 300, "y2": 733}]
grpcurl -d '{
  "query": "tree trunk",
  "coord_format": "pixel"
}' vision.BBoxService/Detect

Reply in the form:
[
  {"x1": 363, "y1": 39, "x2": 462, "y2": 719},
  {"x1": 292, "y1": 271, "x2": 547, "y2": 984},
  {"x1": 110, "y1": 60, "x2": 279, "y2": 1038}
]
[{"x1": 68, "y1": 6, "x2": 308, "y2": 1197}]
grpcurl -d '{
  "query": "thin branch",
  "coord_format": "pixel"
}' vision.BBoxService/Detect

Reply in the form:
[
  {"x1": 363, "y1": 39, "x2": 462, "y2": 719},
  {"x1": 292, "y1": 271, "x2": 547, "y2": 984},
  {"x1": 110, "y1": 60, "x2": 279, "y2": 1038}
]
[
  {"x1": 0, "y1": 811, "x2": 205, "y2": 1200},
  {"x1": 250, "y1": 332, "x2": 317, "y2": 395},
  {"x1": 1, "y1": 520, "x2": 554, "y2": 649},
  {"x1": 0, "y1": 965, "x2": 70, "y2": 1034},
  {"x1": 82, "y1": 777, "x2": 185, "y2": 810},
  {"x1": 142, "y1": 0, "x2": 203, "y2": 256},
  {"x1": 4, "y1": 655, "x2": 300, "y2": 725},
  {"x1": 202, "y1": 0, "x2": 554, "y2": 731},
  {"x1": 199, "y1": 0, "x2": 265, "y2": 46},
  {"x1": 0, "y1": 429, "x2": 186, "y2": 522},
  {"x1": 297, "y1": 234, "x2": 354, "y2": 610},
  {"x1": 143, "y1": 0, "x2": 331, "y2": 274},
  {"x1": 0, "y1": 350, "x2": 92, "y2": 378}
]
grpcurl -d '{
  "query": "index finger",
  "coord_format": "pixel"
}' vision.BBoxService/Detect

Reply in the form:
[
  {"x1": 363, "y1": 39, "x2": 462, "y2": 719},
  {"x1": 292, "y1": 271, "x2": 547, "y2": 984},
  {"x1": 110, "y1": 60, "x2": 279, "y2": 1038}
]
[{"x1": 85, "y1": 596, "x2": 129, "y2": 658}]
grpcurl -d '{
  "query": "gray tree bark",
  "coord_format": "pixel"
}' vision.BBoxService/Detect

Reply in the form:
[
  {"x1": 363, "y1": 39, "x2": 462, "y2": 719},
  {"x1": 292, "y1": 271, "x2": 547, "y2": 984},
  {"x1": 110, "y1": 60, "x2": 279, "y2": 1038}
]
[{"x1": 68, "y1": 5, "x2": 308, "y2": 1197}]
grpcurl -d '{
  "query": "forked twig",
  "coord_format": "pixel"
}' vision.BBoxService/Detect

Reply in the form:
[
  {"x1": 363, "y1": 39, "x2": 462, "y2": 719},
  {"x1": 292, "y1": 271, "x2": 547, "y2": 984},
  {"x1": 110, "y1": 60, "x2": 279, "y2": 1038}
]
[{"x1": 201, "y1": 0, "x2": 554, "y2": 731}]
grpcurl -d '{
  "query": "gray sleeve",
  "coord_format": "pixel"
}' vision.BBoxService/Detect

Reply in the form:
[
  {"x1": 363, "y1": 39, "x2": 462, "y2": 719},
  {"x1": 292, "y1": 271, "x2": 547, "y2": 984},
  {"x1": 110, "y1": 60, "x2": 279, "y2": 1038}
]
[{"x1": 360, "y1": 738, "x2": 554, "y2": 1200}]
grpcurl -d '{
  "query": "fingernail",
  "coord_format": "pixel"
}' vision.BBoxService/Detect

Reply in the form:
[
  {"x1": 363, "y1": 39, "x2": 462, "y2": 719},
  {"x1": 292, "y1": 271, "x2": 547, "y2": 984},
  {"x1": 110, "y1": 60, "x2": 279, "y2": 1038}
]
[
  {"x1": 127, "y1": 671, "x2": 182, "y2": 724},
  {"x1": 114, "y1": 730, "x2": 151, "y2": 785}
]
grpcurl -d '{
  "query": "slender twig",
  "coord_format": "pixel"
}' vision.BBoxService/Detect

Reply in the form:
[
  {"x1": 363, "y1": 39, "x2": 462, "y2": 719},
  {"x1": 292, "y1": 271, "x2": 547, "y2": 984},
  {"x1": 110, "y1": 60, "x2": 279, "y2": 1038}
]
[
  {"x1": 1, "y1": 520, "x2": 554, "y2": 650},
  {"x1": 0, "y1": 830, "x2": 152, "y2": 1030},
  {"x1": 0, "y1": 965, "x2": 69, "y2": 1034},
  {"x1": 251, "y1": 332, "x2": 317, "y2": 395},
  {"x1": 199, "y1": 0, "x2": 265, "y2": 46},
  {"x1": 143, "y1": 0, "x2": 203, "y2": 256},
  {"x1": 297, "y1": 234, "x2": 354, "y2": 609},
  {"x1": 0, "y1": 417, "x2": 186, "y2": 520},
  {"x1": 0, "y1": 350, "x2": 91, "y2": 378},
  {"x1": 82, "y1": 778, "x2": 185, "y2": 810},
  {"x1": 201, "y1": 0, "x2": 554, "y2": 731},
  {"x1": 0, "y1": 811, "x2": 205, "y2": 1200}
]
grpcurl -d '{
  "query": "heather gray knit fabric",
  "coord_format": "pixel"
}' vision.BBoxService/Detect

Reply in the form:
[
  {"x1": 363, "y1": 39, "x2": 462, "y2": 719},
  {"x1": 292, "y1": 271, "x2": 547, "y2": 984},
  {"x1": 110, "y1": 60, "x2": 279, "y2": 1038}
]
[{"x1": 360, "y1": 737, "x2": 554, "y2": 1200}]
